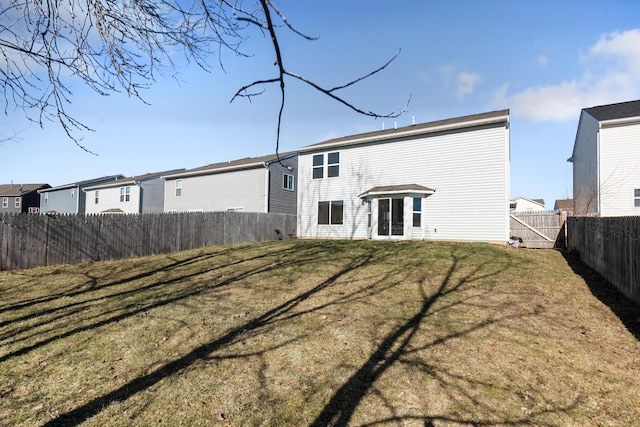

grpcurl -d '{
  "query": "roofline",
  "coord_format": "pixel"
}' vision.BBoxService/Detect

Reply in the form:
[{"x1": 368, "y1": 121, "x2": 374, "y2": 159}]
[
  {"x1": 38, "y1": 183, "x2": 77, "y2": 193},
  {"x1": 38, "y1": 175, "x2": 125, "y2": 193},
  {"x1": 299, "y1": 110, "x2": 509, "y2": 153},
  {"x1": 511, "y1": 196, "x2": 544, "y2": 206},
  {"x1": 162, "y1": 161, "x2": 266, "y2": 180},
  {"x1": 83, "y1": 179, "x2": 139, "y2": 191},
  {"x1": 598, "y1": 115, "x2": 640, "y2": 128},
  {"x1": 162, "y1": 153, "x2": 298, "y2": 180}
]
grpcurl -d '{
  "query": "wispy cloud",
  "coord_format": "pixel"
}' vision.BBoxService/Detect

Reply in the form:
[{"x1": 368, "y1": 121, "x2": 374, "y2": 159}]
[
  {"x1": 537, "y1": 54, "x2": 549, "y2": 67},
  {"x1": 456, "y1": 72, "x2": 481, "y2": 101},
  {"x1": 494, "y1": 29, "x2": 640, "y2": 121}
]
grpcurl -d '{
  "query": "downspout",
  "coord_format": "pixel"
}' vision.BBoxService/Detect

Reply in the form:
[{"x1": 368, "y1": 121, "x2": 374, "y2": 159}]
[
  {"x1": 135, "y1": 181, "x2": 142, "y2": 213},
  {"x1": 596, "y1": 126, "x2": 601, "y2": 215},
  {"x1": 263, "y1": 163, "x2": 269, "y2": 213}
]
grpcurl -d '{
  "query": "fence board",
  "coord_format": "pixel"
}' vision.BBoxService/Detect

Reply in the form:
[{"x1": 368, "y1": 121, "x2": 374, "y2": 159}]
[
  {"x1": 0, "y1": 212, "x2": 297, "y2": 270},
  {"x1": 567, "y1": 216, "x2": 640, "y2": 306}
]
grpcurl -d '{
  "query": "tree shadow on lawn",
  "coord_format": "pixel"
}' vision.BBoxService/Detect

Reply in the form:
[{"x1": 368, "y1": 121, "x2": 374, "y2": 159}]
[
  {"x1": 0, "y1": 241, "x2": 331, "y2": 362},
  {"x1": 37, "y1": 242, "x2": 581, "y2": 427},
  {"x1": 41, "y1": 241, "x2": 387, "y2": 426},
  {"x1": 562, "y1": 251, "x2": 640, "y2": 341}
]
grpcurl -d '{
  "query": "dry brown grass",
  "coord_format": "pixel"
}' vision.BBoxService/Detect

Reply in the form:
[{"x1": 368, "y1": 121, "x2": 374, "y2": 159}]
[{"x1": 0, "y1": 239, "x2": 639, "y2": 426}]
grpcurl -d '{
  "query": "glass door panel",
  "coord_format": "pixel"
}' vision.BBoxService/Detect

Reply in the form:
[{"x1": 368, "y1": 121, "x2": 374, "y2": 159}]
[
  {"x1": 391, "y1": 198, "x2": 404, "y2": 236},
  {"x1": 378, "y1": 199, "x2": 390, "y2": 236}
]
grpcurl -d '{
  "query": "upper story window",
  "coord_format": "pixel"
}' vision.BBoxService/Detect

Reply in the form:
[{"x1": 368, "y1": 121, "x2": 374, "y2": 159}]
[
  {"x1": 2, "y1": 197, "x2": 7, "y2": 208},
  {"x1": 71, "y1": 188, "x2": 75, "y2": 198},
  {"x1": 175, "y1": 179, "x2": 182, "y2": 197},
  {"x1": 312, "y1": 154, "x2": 324, "y2": 179},
  {"x1": 635, "y1": 189, "x2": 640, "y2": 207},
  {"x1": 312, "y1": 152, "x2": 340, "y2": 179},
  {"x1": 283, "y1": 174, "x2": 294, "y2": 191},
  {"x1": 94, "y1": 191, "x2": 99, "y2": 204},
  {"x1": 15, "y1": 197, "x2": 21, "y2": 209},
  {"x1": 327, "y1": 152, "x2": 340, "y2": 177},
  {"x1": 120, "y1": 186, "x2": 130, "y2": 202},
  {"x1": 44, "y1": 193, "x2": 49, "y2": 204}
]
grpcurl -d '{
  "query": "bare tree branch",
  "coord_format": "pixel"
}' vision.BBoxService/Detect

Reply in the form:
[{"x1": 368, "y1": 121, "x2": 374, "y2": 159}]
[{"x1": 1, "y1": 1, "x2": 407, "y2": 153}]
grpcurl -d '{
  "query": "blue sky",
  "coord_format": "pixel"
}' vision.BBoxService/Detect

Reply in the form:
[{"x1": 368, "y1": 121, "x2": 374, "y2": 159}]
[{"x1": 3, "y1": 1, "x2": 640, "y2": 209}]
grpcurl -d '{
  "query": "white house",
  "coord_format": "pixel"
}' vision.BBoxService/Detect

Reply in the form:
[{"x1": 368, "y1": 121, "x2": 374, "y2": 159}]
[
  {"x1": 297, "y1": 110, "x2": 511, "y2": 243},
  {"x1": 162, "y1": 153, "x2": 297, "y2": 214},
  {"x1": 510, "y1": 196, "x2": 545, "y2": 212},
  {"x1": 568, "y1": 99, "x2": 640, "y2": 216},
  {"x1": 83, "y1": 170, "x2": 183, "y2": 214}
]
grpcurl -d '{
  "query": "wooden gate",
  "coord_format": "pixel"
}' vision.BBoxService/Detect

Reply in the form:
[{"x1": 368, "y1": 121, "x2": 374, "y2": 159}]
[{"x1": 509, "y1": 211, "x2": 564, "y2": 249}]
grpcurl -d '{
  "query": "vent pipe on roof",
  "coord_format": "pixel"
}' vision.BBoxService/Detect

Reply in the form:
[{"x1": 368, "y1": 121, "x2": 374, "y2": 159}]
[
  {"x1": 412, "y1": 116, "x2": 416, "y2": 125},
  {"x1": 381, "y1": 122, "x2": 385, "y2": 130},
  {"x1": 394, "y1": 121, "x2": 397, "y2": 129}
]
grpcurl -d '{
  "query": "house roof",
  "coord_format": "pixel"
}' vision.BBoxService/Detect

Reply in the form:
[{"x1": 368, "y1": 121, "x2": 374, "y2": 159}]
[
  {"x1": 583, "y1": 99, "x2": 640, "y2": 121},
  {"x1": 162, "y1": 152, "x2": 297, "y2": 180},
  {"x1": 83, "y1": 169, "x2": 184, "y2": 190},
  {"x1": 359, "y1": 184, "x2": 435, "y2": 198},
  {"x1": 554, "y1": 199, "x2": 573, "y2": 210},
  {"x1": 299, "y1": 109, "x2": 510, "y2": 153},
  {"x1": 38, "y1": 175, "x2": 125, "y2": 192},
  {"x1": 0, "y1": 184, "x2": 50, "y2": 196},
  {"x1": 511, "y1": 196, "x2": 545, "y2": 207}
]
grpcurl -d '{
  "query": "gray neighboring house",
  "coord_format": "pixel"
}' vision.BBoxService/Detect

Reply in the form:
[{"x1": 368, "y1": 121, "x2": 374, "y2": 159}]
[
  {"x1": 38, "y1": 175, "x2": 124, "y2": 214},
  {"x1": 83, "y1": 169, "x2": 184, "y2": 214},
  {"x1": 163, "y1": 153, "x2": 298, "y2": 214},
  {"x1": 0, "y1": 183, "x2": 51, "y2": 213}
]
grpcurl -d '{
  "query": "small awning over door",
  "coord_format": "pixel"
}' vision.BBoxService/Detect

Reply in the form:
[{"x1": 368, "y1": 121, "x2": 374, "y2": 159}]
[{"x1": 358, "y1": 184, "x2": 435, "y2": 199}]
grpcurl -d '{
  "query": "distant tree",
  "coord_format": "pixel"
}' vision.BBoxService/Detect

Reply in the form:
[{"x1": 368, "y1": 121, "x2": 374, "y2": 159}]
[{"x1": 0, "y1": 0, "x2": 407, "y2": 152}]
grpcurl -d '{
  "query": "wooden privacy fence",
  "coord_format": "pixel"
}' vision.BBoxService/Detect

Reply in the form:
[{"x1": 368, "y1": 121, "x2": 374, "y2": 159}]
[
  {"x1": 509, "y1": 211, "x2": 564, "y2": 249},
  {"x1": 0, "y1": 211, "x2": 297, "y2": 270},
  {"x1": 567, "y1": 216, "x2": 640, "y2": 305}
]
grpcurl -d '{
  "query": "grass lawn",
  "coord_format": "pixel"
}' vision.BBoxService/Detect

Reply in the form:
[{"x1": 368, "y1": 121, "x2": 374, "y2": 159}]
[{"x1": 1, "y1": 239, "x2": 639, "y2": 426}]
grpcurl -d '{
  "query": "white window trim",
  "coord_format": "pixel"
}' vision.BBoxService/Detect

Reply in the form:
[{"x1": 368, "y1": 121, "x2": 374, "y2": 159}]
[
  {"x1": 312, "y1": 152, "x2": 340, "y2": 179},
  {"x1": 2, "y1": 197, "x2": 8, "y2": 208},
  {"x1": 283, "y1": 173, "x2": 294, "y2": 191},
  {"x1": 175, "y1": 179, "x2": 182, "y2": 197},
  {"x1": 15, "y1": 197, "x2": 21, "y2": 209}
]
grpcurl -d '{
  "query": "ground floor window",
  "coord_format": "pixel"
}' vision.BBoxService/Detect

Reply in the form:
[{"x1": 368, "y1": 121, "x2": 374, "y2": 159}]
[
  {"x1": 413, "y1": 197, "x2": 421, "y2": 227},
  {"x1": 635, "y1": 189, "x2": 640, "y2": 207},
  {"x1": 318, "y1": 200, "x2": 343, "y2": 225}
]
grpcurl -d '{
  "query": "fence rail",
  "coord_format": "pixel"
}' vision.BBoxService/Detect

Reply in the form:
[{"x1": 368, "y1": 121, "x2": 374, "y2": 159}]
[
  {"x1": 0, "y1": 212, "x2": 297, "y2": 270},
  {"x1": 567, "y1": 216, "x2": 640, "y2": 305}
]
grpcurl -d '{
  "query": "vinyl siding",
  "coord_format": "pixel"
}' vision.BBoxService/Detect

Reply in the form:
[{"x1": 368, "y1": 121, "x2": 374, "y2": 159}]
[
  {"x1": 572, "y1": 112, "x2": 599, "y2": 215},
  {"x1": 599, "y1": 122, "x2": 640, "y2": 216},
  {"x1": 139, "y1": 178, "x2": 165, "y2": 213},
  {"x1": 164, "y1": 167, "x2": 268, "y2": 212},
  {"x1": 40, "y1": 188, "x2": 79, "y2": 214},
  {"x1": 298, "y1": 122, "x2": 510, "y2": 242},
  {"x1": 85, "y1": 185, "x2": 141, "y2": 214},
  {"x1": 268, "y1": 156, "x2": 298, "y2": 214}
]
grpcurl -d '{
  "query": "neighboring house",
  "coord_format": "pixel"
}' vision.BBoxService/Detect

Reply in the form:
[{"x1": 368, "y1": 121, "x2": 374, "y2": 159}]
[
  {"x1": 38, "y1": 175, "x2": 124, "y2": 214},
  {"x1": 0, "y1": 183, "x2": 51, "y2": 213},
  {"x1": 510, "y1": 196, "x2": 545, "y2": 212},
  {"x1": 553, "y1": 199, "x2": 574, "y2": 216},
  {"x1": 297, "y1": 110, "x2": 511, "y2": 243},
  {"x1": 162, "y1": 153, "x2": 298, "y2": 214},
  {"x1": 568, "y1": 99, "x2": 640, "y2": 216},
  {"x1": 83, "y1": 170, "x2": 184, "y2": 214}
]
